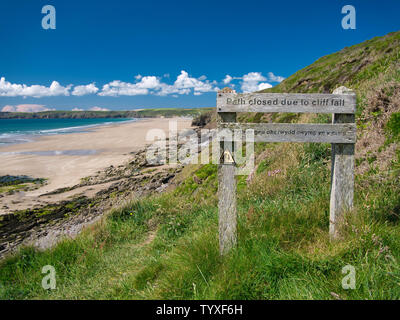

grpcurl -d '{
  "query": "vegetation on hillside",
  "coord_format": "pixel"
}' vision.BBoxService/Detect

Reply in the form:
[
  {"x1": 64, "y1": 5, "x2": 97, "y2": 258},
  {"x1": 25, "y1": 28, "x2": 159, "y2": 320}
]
[
  {"x1": 0, "y1": 108, "x2": 213, "y2": 119},
  {"x1": 0, "y1": 32, "x2": 399, "y2": 299},
  {"x1": 0, "y1": 176, "x2": 46, "y2": 195}
]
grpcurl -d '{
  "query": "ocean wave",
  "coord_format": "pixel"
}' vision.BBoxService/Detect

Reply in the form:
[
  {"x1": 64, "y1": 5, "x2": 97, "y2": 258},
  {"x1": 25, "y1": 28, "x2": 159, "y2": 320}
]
[
  {"x1": 0, "y1": 133, "x2": 33, "y2": 145},
  {"x1": 0, "y1": 118, "x2": 137, "y2": 146},
  {"x1": 0, "y1": 149, "x2": 99, "y2": 156}
]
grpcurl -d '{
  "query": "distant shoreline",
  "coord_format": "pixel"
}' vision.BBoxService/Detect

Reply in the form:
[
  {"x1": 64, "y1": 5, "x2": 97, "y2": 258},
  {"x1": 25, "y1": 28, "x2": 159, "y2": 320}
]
[
  {"x1": 0, "y1": 107, "x2": 213, "y2": 119},
  {"x1": 0, "y1": 117, "x2": 139, "y2": 147}
]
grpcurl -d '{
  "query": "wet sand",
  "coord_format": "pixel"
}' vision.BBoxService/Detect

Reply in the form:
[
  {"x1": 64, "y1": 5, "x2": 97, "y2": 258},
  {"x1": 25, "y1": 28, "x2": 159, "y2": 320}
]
[{"x1": 0, "y1": 117, "x2": 193, "y2": 213}]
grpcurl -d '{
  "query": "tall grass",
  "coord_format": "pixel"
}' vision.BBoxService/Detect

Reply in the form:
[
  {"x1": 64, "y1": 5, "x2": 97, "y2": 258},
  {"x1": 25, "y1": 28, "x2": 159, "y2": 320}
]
[{"x1": 1, "y1": 138, "x2": 399, "y2": 300}]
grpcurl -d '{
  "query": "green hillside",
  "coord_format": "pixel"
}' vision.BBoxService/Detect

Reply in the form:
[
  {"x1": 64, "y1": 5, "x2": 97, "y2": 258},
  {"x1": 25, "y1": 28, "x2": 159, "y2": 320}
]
[
  {"x1": 266, "y1": 31, "x2": 400, "y2": 94},
  {"x1": 1, "y1": 32, "x2": 399, "y2": 299}
]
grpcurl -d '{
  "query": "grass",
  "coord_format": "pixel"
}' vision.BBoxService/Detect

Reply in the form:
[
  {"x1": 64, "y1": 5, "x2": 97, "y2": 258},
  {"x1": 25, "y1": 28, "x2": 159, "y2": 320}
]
[
  {"x1": 1, "y1": 138, "x2": 399, "y2": 299},
  {"x1": 0, "y1": 184, "x2": 26, "y2": 194},
  {"x1": 0, "y1": 175, "x2": 46, "y2": 194},
  {"x1": 386, "y1": 112, "x2": 400, "y2": 144}
]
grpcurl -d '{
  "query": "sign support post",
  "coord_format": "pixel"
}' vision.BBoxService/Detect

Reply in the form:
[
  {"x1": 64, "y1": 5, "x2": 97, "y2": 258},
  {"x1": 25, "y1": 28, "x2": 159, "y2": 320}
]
[
  {"x1": 217, "y1": 87, "x2": 356, "y2": 254},
  {"x1": 329, "y1": 87, "x2": 356, "y2": 240},
  {"x1": 218, "y1": 111, "x2": 237, "y2": 255}
]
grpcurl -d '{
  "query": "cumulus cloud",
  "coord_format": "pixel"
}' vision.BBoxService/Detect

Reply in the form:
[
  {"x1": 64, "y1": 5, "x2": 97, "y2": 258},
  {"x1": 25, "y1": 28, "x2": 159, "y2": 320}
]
[
  {"x1": 223, "y1": 75, "x2": 233, "y2": 84},
  {"x1": 258, "y1": 83, "x2": 273, "y2": 90},
  {"x1": 238, "y1": 72, "x2": 286, "y2": 92},
  {"x1": 136, "y1": 76, "x2": 161, "y2": 89},
  {"x1": 243, "y1": 72, "x2": 266, "y2": 83},
  {"x1": 241, "y1": 72, "x2": 268, "y2": 93},
  {"x1": 98, "y1": 76, "x2": 163, "y2": 96},
  {"x1": 72, "y1": 83, "x2": 99, "y2": 96},
  {"x1": 173, "y1": 71, "x2": 216, "y2": 95},
  {"x1": 72, "y1": 107, "x2": 84, "y2": 111},
  {"x1": 0, "y1": 77, "x2": 72, "y2": 98},
  {"x1": 1, "y1": 104, "x2": 55, "y2": 113},
  {"x1": 99, "y1": 80, "x2": 149, "y2": 97},
  {"x1": 0, "y1": 70, "x2": 284, "y2": 99},
  {"x1": 267, "y1": 72, "x2": 285, "y2": 83},
  {"x1": 99, "y1": 71, "x2": 219, "y2": 97},
  {"x1": 89, "y1": 106, "x2": 110, "y2": 111},
  {"x1": 219, "y1": 72, "x2": 285, "y2": 93},
  {"x1": 156, "y1": 71, "x2": 217, "y2": 96}
]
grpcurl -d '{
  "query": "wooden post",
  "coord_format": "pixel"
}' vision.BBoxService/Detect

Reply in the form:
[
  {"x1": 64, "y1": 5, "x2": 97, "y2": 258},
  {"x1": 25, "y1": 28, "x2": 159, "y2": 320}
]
[
  {"x1": 329, "y1": 87, "x2": 356, "y2": 240},
  {"x1": 216, "y1": 88, "x2": 356, "y2": 248},
  {"x1": 218, "y1": 110, "x2": 237, "y2": 255}
]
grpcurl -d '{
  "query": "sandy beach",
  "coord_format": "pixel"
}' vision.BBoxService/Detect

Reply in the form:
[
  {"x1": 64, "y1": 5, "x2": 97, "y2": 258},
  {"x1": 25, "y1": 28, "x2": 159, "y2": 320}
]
[{"x1": 0, "y1": 117, "x2": 193, "y2": 213}]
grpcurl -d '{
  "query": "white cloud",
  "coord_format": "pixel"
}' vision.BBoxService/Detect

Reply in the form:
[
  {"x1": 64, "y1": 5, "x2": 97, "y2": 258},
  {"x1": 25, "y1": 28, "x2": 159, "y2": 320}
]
[
  {"x1": 219, "y1": 72, "x2": 285, "y2": 93},
  {"x1": 267, "y1": 72, "x2": 285, "y2": 83},
  {"x1": 173, "y1": 70, "x2": 217, "y2": 95},
  {"x1": 241, "y1": 72, "x2": 267, "y2": 93},
  {"x1": 258, "y1": 82, "x2": 273, "y2": 90},
  {"x1": 99, "y1": 76, "x2": 163, "y2": 96},
  {"x1": 238, "y1": 72, "x2": 284, "y2": 92},
  {"x1": 72, "y1": 107, "x2": 84, "y2": 111},
  {"x1": 0, "y1": 77, "x2": 72, "y2": 98},
  {"x1": 136, "y1": 76, "x2": 161, "y2": 89},
  {"x1": 89, "y1": 106, "x2": 110, "y2": 111},
  {"x1": 243, "y1": 72, "x2": 266, "y2": 83},
  {"x1": 99, "y1": 70, "x2": 219, "y2": 97},
  {"x1": 0, "y1": 71, "x2": 284, "y2": 99},
  {"x1": 156, "y1": 83, "x2": 187, "y2": 96},
  {"x1": 98, "y1": 80, "x2": 149, "y2": 96},
  {"x1": 223, "y1": 75, "x2": 233, "y2": 84},
  {"x1": 72, "y1": 83, "x2": 99, "y2": 96},
  {"x1": 2, "y1": 104, "x2": 55, "y2": 112}
]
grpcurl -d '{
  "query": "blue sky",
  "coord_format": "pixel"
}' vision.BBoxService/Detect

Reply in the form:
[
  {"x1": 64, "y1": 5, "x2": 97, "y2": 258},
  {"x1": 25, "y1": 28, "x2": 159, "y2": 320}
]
[{"x1": 0, "y1": 0, "x2": 399, "y2": 111}]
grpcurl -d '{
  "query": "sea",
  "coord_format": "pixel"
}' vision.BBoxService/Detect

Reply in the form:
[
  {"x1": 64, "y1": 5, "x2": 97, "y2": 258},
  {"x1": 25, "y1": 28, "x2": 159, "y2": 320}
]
[{"x1": 0, "y1": 118, "x2": 137, "y2": 146}]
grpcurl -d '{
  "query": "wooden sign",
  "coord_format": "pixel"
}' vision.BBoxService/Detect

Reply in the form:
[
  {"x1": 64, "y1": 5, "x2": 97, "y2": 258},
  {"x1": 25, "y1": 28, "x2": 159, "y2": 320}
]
[
  {"x1": 217, "y1": 87, "x2": 356, "y2": 255},
  {"x1": 217, "y1": 92, "x2": 356, "y2": 114},
  {"x1": 219, "y1": 123, "x2": 356, "y2": 143}
]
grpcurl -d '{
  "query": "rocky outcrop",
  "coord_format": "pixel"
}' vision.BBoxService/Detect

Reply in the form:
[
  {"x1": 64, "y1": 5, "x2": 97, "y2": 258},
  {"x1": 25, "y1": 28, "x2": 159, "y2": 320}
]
[{"x1": 0, "y1": 146, "x2": 185, "y2": 259}]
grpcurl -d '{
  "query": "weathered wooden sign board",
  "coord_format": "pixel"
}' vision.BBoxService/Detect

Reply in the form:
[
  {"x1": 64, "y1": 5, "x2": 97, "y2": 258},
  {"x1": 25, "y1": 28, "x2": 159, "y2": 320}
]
[{"x1": 217, "y1": 87, "x2": 356, "y2": 255}]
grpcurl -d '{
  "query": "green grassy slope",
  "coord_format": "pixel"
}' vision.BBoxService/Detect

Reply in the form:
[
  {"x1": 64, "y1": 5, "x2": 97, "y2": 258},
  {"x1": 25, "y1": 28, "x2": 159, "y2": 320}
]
[
  {"x1": 265, "y1": 31, "x2": 400, "y2": 94},
  {"x1": 1, "y1": 32, "x2": 399, "y2": 300}
]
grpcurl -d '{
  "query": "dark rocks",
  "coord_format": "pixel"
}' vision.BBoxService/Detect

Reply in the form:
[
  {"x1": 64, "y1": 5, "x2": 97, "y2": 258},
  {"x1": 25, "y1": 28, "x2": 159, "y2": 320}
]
[{"x1": 0, "y1": 128, "x2": 204, "y2": 259}]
